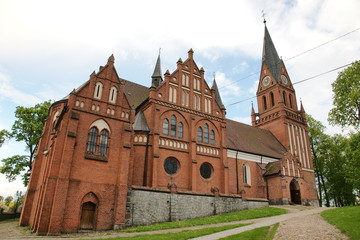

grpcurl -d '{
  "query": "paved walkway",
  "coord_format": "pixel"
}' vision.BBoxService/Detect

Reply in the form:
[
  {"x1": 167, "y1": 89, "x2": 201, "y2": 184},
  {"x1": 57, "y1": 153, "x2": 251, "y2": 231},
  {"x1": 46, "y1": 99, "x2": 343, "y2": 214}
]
[{"x1": 0, "y1": 206, "x2": 348, "y2": 240}]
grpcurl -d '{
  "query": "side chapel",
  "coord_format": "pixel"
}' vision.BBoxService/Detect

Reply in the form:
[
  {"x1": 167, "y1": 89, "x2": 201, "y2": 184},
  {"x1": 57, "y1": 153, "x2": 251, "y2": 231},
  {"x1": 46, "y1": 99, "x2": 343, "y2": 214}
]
[{"x1": 19, "y1": 24, "x2": 318, "y2": 234}]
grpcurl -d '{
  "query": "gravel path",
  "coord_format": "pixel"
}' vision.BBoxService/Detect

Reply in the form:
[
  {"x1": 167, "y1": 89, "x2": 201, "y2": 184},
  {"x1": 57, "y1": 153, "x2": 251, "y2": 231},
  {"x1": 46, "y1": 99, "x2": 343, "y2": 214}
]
[
  {"x1": 273, "y1": 208, "x2": 348, "y2": 240},
  {"x1": 0, "y1": 206, "x2": 349, "y2": 240}
]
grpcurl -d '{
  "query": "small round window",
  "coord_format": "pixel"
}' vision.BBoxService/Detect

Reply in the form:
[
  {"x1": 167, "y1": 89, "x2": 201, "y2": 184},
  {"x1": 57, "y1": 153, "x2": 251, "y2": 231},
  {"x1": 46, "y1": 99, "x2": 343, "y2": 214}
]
[
  {"x1": 200, "y1": 162, "x2": 212, "y2": 179},
  {"x1": 164, "y1": 157, "x2": 180, "y2": 175}
]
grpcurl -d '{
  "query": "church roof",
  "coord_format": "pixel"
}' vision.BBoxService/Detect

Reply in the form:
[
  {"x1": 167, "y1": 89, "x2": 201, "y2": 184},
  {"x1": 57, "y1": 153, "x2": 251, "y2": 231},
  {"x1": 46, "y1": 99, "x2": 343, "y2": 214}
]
[
  {"x1": 133, "y1": 110, "x2": 150, "y2": 132},
  {"x1": 151, "y1": 54, "x2": 162, "y2": 78},
  {"x1": 262, "y1": 25, "x2": 282, "y2": 82},
  {"x1": 123, "y1": 79, "x2": 149, "y2": 108},
  {"x1": 226, "y1": 119, "x2": 286, "y2": 159},
  {"x1": 211, "y1": 79, "x2": 225, "y2": 110}
]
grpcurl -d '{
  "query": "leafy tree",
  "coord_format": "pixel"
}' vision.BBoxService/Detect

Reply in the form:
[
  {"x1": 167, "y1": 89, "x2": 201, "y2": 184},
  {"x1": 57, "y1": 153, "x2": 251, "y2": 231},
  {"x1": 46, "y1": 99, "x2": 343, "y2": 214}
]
[
  {"x1": 0, "y1": 129, "x2": 10, "y2": 148},
  {"x1": 328, "y1": 61, "x2": 360, "y2": 129},
  {"x1": 4, "y1": 196, "x2": 13, "y2": 206},
  {"x1": 344, "y1": 132, "x2": 360, "y2": 192},
  {"x1": 0, "y1": 100, "x2": 51, "y2": 186},
  {"x1": 307, "y1": 114, "x2": 330, "y2": 207}
]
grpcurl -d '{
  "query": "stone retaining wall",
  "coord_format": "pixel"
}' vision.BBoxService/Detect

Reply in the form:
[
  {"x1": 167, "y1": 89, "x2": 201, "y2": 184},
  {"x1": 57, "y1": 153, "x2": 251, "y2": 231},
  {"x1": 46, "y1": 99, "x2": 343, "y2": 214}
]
[{"x1": 125, "y1": 187, "x2": 268, "y2": 226}]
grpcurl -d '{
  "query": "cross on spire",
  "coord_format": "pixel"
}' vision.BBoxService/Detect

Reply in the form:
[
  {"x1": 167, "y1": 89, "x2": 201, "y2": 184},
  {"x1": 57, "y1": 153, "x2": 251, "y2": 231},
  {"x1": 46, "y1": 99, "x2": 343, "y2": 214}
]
[{"x1": 262, "y1": 10, "x2": 266, "y2": 24}]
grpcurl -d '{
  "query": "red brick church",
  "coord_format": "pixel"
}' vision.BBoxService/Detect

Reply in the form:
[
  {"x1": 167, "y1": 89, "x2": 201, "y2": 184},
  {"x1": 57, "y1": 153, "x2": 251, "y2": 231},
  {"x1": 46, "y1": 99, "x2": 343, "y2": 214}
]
[{"x1": 19, "y1": 24, "x2": 318, "y2": 234}]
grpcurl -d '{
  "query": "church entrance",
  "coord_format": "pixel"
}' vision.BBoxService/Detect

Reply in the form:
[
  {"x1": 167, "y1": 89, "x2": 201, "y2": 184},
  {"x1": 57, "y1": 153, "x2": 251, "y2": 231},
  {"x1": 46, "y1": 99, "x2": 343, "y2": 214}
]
[
  {"x1": 290, "y1": 180, "x2": 301, "y2": 204},
  {"x1": 80, "y1": 202, "x2": 96, "y2": 230}
]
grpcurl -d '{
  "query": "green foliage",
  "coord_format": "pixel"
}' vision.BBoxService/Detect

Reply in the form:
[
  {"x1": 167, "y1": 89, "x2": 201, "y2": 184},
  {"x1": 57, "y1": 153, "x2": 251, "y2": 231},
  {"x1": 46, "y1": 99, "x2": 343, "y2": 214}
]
[
  {"x1": 266, "y1": 223, "x2": 280, "y2": 240},
  {"x1": 328, "y1": 60, "x2": 360, "y2": 129},
  {"x1": 308, "y1": 114, "x2": 357, "y2": 207},
  {"x1": 321, "y1": 206, "x2": 360, "y2": 240},
  {"x1": 4, "y1": 196, "x2": 13, "y2": 206},
  {"x1": 90, "y1": 224, "x2": 246, "y2": 240},
  {"x1": 121, "y1": 207, "x2": 287, "y2": 233},
  {"x1": 0, "y1": 129, "x2": 11, "y2": 147},
  {"x1": 0, "y1": 100, "x2": 51, "y2": 186},
  {"x1": 220, "y1": 226, "x2": 269, "y2": 240}
]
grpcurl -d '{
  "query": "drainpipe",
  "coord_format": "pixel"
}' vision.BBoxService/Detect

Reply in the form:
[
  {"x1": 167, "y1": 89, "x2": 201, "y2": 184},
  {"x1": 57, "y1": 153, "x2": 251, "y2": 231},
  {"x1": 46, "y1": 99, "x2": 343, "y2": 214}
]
[
  {"x1": 235, "y1": 151, "x2": 240, "y2": 194},
  {"x1": 143, "y1": 132, "x2": 150, "y2": 186}
]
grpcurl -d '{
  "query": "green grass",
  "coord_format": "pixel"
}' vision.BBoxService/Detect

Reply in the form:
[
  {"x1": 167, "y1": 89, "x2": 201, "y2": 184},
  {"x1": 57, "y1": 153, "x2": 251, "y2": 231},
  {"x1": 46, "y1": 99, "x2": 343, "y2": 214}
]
[
  {"x1": 88, "y1": 223, "x2": 247, "y2": 240},
  {"x1": 220, "y1": 223, "x2": 280, "y2": 240},
  {"x1": 121, "y1": 207, "x2": 287, "y2": 233},
  {"x1": 321, "y1": 205, "x2": 360, "y2": 240}
]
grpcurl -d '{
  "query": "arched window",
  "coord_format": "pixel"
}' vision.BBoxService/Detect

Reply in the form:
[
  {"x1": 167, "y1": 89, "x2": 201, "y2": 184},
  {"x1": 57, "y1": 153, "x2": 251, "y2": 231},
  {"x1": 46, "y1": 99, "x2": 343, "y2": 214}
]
[
  {"x1": 99, "y1": 130, "x2": 109, "y2": 156},
  {"x1": 204, "y1": 124, "x2": 209, "y2": 144},
  {"x1": 270, "y1": 92, "x2": 275, "y2": 107},
  {"x1": 283, "y1": 91, "x2": 287, "y2": 106},
  {"x1": 243, "y1": 163, "x2": 251, "y2": 185},
  {"x1": 178, "y1": 122, "x2": 183, "y2": 138},
  {"x1": 87, "y1": 127, "x2": 98, "y2": 153},
  {"x1": 94, "y1": 82, "x2": 103, "y2": 99},
  {"x1": 197, "y1": 127, "x2": 203, "y2": 142},
  {"x1": 163, "y1": 119, "x2": 169, "y2": 135},
  {"x1": 109, "y1": 86, "x2": 117, "y2": 103},
  {"x1": 210, "y1": 130, "x2": 215, "y2": 145},
  {"x1": 170, "y1": 115, "x2": 177, "y2": 137},
  {"x1": 263, "y1": 96, "x2": 267, "y2": 110},
  {"x1": 289, "y1": 94, "x2": 293, "y2": 108}
]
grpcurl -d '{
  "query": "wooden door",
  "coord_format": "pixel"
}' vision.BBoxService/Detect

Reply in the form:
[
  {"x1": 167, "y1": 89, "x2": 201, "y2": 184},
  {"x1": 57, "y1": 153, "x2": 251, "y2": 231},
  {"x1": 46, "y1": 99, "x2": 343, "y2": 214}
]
[
  {"x1": 290, "y1": 181, "x2": 301, "y2": 204},
  {"x1": 80, "y1": 202, "x2": 96, "y2": 230}
]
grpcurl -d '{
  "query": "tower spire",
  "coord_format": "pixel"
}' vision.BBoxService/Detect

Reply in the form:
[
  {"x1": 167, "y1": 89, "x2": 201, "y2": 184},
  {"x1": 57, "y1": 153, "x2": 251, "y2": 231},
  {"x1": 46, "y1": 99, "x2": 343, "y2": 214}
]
[
  {"x1": 211, "y1": 74, "x2": 225, "y2": 110},
  {"x1": 151, "y1": 50, "x2": 163, "y2": 88},
  {"x1": 262, "y1": 24, "x2": 281, "y2": 82}
]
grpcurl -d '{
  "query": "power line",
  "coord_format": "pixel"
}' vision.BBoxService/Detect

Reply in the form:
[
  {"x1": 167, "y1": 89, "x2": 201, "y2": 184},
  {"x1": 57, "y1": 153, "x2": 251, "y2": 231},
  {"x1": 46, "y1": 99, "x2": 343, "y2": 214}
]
[
  {"x1": 219, "y1": 27, "x2": 360, "y2": 90},
  {"x1": 227, "y1": 62, "x2": 353, "y2": 107}
]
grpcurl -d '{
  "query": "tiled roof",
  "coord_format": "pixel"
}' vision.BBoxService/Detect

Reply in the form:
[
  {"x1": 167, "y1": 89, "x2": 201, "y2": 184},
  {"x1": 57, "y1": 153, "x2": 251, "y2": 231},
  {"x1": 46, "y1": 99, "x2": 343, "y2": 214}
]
[
  {"x1": 226, "y1": 119, "x2": 286, "y2": 159},
  {"x1": 262, "y1": 25, "x2": 281, "y2": 82},
  {"x1": 264, "y1": 161, "x2": 281, "y2": 176},
  {"x1": 123, "y1": 79, "x2": 149, "y2": 108},
  {"x1": 133, "y1": 110, "x2": 150, "y2": 132}
]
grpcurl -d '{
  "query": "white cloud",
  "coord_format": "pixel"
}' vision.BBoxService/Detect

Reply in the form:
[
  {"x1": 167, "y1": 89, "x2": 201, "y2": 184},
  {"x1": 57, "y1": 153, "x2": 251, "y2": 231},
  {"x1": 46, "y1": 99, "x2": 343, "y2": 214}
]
[{"x1": 0, "y1": 72, "x2": 42, "y2": 106}]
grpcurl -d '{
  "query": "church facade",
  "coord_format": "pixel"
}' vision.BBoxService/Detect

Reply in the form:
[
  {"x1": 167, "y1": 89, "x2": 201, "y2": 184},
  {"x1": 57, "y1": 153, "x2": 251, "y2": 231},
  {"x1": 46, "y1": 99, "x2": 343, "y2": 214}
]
[{"x1": 19, "y1": 25, "x2": 318, "y2": 234}]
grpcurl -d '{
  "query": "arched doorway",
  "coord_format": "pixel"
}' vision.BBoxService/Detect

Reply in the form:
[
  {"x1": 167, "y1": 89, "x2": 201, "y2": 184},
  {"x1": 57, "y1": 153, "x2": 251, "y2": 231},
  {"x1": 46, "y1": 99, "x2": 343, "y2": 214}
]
[
  {"x1": 290, "y1": 180, "x2": 301, "y2": 204},
  {"x1": 80, "y1": 202, "x2": 96, "y2": 230}
]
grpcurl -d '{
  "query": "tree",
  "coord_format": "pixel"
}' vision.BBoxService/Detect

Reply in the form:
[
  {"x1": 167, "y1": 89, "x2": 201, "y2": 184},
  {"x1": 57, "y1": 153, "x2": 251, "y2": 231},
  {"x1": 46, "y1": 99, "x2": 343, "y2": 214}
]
[
  {"x1": 0, "y1": 195, "x2": 3, "y2": 202},
  {"x1": 307, "y1": 114, "x2": 330, "y2": 207},
  {"x1": 4, "y1": 196, "x2": 13, "y2": 206},
  {"x1": 328, "y1": 61, "x2": 360, "y2": 130},
  {"x1": 344, "y1": 132, "x2": 360, "y2": 192},
  {"x1": 0, "y1": 129, "x2": 10, "y2": 148},
  {"x1": 0, "y1": 100, "x2": 51, "y2": 186}
]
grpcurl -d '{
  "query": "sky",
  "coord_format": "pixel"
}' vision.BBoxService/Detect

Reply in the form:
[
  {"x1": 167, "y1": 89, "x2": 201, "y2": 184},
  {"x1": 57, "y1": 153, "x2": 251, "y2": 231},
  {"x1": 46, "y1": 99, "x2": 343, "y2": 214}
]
[{"x1": 0, "y1": 0, "x2": 359, "y2": 197}]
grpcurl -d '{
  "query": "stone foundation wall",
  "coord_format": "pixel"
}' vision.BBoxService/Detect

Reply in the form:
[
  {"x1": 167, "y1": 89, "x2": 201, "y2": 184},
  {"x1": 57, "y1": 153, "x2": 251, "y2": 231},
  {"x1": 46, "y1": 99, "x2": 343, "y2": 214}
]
[{"x1": 125, "y1": 187, "x2": 268, "y2": 226}]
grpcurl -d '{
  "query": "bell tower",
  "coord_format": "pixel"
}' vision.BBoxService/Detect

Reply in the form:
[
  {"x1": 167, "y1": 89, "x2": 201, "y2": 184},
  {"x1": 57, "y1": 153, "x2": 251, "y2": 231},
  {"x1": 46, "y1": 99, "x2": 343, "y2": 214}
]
[{"x1": 252, "y1": 22, "x2": 313, "y2": 170}]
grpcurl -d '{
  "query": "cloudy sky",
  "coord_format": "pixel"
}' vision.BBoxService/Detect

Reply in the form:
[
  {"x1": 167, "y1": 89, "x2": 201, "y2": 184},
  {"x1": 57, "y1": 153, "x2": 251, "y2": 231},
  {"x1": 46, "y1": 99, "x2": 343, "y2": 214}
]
[{"x1": 0, "y1": 0, "x2": 359, "y2": 197}]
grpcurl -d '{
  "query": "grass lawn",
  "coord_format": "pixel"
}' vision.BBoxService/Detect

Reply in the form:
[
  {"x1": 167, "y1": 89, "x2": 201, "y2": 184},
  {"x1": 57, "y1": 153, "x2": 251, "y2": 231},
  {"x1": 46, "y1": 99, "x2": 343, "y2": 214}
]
[
  {"x1": 220, "y1": 223, "x2": 280, "y2": 240},
  {"x1": 321, "y1": 205, "x2": 360, "y2": 240},
  {"x1": 88, "y1": 223, "x2": 248, "y2": 240},
  {"x1": 121, "y1": 207, "x2": 287, "y2": 233}
]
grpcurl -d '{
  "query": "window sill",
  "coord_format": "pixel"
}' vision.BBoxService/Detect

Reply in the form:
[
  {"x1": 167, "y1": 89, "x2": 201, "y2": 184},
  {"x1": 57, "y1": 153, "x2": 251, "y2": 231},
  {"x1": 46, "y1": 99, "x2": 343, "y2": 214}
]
[
  {"x1": 244, "y1": 184, "x2": 252, "y2": 188},
  {"x1": 85, "y1": 153, "x2": 108, "y2": 162}
]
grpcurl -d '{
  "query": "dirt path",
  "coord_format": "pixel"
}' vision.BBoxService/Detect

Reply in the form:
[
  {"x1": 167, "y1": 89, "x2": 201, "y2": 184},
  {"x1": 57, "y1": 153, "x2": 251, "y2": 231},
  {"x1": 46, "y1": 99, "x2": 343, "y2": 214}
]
[{"x1": 0, "y1": 206, "x2": 349, "y2": 240}]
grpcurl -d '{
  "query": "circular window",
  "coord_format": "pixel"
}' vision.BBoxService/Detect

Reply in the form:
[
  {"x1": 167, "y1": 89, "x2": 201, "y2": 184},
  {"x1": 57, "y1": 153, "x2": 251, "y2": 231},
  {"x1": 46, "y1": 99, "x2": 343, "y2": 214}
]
[
  {"x1": 200, "y1": 162, "x2": 213, "y2": 179},
  {"x1": 164, "y1": 157, "x2": 180, "y2": 175}
]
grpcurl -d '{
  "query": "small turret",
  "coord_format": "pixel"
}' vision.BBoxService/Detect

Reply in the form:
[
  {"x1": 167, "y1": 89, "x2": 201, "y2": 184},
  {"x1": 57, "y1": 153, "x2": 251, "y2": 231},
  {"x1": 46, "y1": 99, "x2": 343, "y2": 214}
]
[{"x1": 151, "y1": 52, "x2": 163, "y2": 88}]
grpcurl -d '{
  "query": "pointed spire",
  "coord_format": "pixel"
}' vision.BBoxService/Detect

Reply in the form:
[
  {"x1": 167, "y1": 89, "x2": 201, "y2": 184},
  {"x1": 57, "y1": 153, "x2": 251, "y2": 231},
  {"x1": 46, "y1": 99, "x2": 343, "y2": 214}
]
[
  {"x1": 108, "y1": 54, "x2": 115, "y2": 63},
  {"x1": 251, "y1": 102, "x2": 255, "y2": 115},
  {"x1": 211, "y1": 76, "x2": 225, "y2": 110},
  {"x1": 262, "y1": 24, "x2": 281, "y2": 82},
  {"x1": 151, "y1": 51, "x2": 163, "y2": 88}
]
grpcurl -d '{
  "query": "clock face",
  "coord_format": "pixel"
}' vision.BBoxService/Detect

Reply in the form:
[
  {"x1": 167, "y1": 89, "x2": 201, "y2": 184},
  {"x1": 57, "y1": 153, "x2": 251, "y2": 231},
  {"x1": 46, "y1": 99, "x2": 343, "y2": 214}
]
[
  {"x1": 281, "y1": 75, "x2": 288, "y2": 84},
  {"x1": 262, "y1": 76, "x2": 271, "y2": 86}
]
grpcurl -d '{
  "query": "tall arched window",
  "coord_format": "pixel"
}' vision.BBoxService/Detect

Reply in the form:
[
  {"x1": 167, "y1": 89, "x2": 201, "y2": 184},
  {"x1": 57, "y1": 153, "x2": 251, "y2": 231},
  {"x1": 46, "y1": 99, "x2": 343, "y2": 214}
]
[
  {"x1": 243, "y1": 164, "x2": 251, "y2": 185},
  {"x1": 197, "y1": 127, "x2": 203, "y2": 142},
  {"x1": 283, "y1": 91, "x2": 287, "y2": 106},
  {"x1": 163, "y1": 119, "x2": 169, "y2": 135},
  {"x1": 270, "y1": 92, "x2": 275, "y2": 107},
  {"x1": 109, "y1": 86, "x2": 117, "y2": 103},
  {"x1": 170, "y1": 115, "x2": 177, "y2": 137},
  {"x1": 263, "y1": 96, "x2": 267, "y2": 110},
  {"x1": 99, "y1": 130, "x2": 109, "y2": 156},
  {"x1": 210, "y1": 130, "x2": 215, "y2": 145},
  {"x1": 204, "y1": 124, "x2": 209, "y2": 144},
  {"x1": 87, "y1": 127, "x2": 98, "y2": 153},
  {"x1": 178, "y1": 122, "x2": 183, "y2": 138},
  {"x1": 94, "y1": 82, "x2": 103, "y2": 99},
  {"x1": 289, "y1": 94, "x2": 293, "y2": 108}
]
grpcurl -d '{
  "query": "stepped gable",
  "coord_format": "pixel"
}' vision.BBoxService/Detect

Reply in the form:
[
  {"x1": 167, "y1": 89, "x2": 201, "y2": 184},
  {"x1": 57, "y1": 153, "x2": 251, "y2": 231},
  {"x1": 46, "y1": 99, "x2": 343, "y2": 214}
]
[{"x1": 226, "y1": 119, "x2": 286, "y2": 159}]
